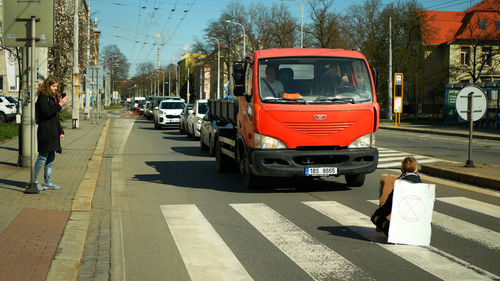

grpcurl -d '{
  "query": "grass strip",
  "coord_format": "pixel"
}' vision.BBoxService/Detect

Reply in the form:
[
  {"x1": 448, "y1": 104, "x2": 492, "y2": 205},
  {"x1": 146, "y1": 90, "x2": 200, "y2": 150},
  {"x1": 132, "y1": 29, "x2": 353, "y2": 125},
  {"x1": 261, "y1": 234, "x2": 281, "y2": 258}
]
[{"x1": 0, "y1": 122, "x2": 19, "y2": 142}]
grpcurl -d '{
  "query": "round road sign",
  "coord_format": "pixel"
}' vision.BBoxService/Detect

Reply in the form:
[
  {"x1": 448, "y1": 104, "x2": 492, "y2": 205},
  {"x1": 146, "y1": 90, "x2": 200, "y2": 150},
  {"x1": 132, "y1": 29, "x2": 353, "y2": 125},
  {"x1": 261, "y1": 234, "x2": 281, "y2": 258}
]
[{"x1": 455, "y1": 86, "x2": 487, "y2": 122}]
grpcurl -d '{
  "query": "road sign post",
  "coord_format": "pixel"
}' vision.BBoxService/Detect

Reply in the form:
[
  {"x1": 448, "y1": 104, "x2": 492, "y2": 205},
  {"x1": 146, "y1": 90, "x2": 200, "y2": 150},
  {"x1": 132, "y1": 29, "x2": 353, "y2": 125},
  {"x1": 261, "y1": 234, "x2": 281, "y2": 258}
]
[{"x1": 455, "y1": 86, "x2": 487, "y2": 168}]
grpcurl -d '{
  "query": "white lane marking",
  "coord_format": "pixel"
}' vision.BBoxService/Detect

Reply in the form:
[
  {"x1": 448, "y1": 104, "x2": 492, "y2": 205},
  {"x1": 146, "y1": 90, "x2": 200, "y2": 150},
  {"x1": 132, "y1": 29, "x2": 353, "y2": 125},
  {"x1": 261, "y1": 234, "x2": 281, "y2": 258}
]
[
  {"x1": 377, "y1": 159, "x2": 439, "y2": 168},
  {"x1": 368, "y1": 200, "x2": 500, "y2": 250},
  {"x1": 437, "y1": 197, "x2": 500, "y2": 218},
  {"x1": 160, "y1": 205, "x2": 253, "y2": 281},
  {"x1": 304, "y1": 201, "x2": 499, "y2": 281},
  {"x1": 230, "y1": 203, "x2": 372, "y2": 281}
]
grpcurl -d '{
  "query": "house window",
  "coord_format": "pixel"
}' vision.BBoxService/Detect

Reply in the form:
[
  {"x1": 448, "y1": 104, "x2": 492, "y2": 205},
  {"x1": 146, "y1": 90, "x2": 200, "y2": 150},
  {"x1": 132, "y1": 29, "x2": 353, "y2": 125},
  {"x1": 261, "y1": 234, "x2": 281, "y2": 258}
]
[
  {"x1": 479, "y1": 20, "x2": 487, "y2": 30},
  {"x1": 460, "y1": 47, "x2": 470, "y2": 66},
  {"x1": 496, "y1": 21, "x2": 500, "y2": 31},
  {"x1": 483, "y1": 47, "x2": 492, "y2": 66}
]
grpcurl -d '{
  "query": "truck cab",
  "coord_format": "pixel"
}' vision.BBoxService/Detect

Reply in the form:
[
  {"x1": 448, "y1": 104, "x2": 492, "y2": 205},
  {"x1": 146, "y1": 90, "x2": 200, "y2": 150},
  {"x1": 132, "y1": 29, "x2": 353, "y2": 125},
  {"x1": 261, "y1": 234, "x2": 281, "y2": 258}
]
[{"x1": 216, "y1": 48, "x2": 379, "y2": 189}]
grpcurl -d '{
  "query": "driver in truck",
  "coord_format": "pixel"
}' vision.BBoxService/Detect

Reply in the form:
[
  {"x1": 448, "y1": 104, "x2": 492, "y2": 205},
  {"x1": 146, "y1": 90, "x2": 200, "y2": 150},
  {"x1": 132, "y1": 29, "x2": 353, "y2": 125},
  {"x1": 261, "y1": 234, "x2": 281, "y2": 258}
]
[{"x1": 260, "y1": 65, "x2": 284, "y2": 99}]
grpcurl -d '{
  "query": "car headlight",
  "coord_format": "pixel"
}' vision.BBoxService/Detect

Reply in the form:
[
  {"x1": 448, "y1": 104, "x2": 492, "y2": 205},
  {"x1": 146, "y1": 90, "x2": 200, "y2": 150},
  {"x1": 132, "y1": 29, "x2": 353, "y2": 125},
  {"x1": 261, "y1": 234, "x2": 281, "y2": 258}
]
[
  {"x1": 254, "y1": 133, "x2": 286, "y2": 149},
  {"x1": 348, "y1": 133, "x2": 375, "y2": 148}
]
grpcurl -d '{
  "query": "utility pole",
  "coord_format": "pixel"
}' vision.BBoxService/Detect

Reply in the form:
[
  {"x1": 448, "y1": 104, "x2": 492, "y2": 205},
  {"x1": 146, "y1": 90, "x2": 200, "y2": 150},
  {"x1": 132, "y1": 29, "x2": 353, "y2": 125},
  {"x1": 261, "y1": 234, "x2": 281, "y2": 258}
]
[
  {"x1": 72, "y1": 0, "x2": 80, "y2": 129},
  {"x1": 387, "y1": 16, "x2": 393, "y2": 121},
  {"x1": 187, "y1": 66, "x2": 190, "y2": 103},
  {"x1": 84, "y1": 0, "x2": 90, "y2": 120}
]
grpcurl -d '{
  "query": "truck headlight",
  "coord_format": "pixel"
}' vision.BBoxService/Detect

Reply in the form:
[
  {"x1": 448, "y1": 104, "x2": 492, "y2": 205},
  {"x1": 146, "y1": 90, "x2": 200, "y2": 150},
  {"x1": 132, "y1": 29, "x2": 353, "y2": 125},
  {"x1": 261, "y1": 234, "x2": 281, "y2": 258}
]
[
  {"x1": 348, "y1": 133, "x2": 375, "y2": 148},
  {"x1": 254, "y1": 133, "x2": 286, "y2": 149}
]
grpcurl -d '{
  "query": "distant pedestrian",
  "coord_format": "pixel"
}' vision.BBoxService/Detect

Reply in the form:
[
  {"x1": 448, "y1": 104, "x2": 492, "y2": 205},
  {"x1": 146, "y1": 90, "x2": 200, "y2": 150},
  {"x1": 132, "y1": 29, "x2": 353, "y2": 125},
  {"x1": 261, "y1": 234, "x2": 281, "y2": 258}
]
[
  {"x1": 34, "y1": 76, "x2": 67, "y2": 190},
  {"x1": 371, "y1": 157, "x2": 422, "y2": 236}
]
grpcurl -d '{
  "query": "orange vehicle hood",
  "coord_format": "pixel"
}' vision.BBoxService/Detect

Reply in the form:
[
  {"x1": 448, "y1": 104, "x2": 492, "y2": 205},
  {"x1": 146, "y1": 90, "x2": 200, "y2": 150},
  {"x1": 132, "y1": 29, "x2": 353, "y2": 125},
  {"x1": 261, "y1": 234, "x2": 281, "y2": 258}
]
[{"x1": 255, "y1": 102, "x2": 377, "y2": 148}]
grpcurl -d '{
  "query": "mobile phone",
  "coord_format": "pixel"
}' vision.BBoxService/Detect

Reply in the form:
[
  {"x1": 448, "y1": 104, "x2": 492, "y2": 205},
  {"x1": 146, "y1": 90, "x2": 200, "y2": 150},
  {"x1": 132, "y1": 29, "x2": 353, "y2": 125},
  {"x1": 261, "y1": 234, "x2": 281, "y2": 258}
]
[{"x1": 62, "y1": 93, "x2": 67, "y2": 98}]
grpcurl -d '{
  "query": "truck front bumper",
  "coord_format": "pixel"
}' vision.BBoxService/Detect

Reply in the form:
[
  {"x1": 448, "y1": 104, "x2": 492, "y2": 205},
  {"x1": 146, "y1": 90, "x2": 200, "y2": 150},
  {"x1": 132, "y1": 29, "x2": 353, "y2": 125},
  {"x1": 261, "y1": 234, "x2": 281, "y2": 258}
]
[{"x1": 250, "y1": 147, "x2": 378, "y2": 177}]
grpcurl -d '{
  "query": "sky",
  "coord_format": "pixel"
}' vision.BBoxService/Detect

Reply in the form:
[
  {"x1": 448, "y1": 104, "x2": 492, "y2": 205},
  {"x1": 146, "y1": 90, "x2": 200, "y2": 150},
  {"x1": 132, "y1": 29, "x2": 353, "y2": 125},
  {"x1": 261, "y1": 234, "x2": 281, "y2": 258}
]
[{"x1": 90, "y1": 0, "x2": 480, "y2": 76}]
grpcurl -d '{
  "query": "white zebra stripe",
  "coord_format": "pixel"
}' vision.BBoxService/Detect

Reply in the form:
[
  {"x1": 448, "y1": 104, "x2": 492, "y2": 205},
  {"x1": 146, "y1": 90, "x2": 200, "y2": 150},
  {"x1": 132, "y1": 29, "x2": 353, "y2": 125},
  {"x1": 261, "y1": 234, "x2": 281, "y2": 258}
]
[
  {"x1": 304, "y1": 201, "x2": 499, "y2": 280},
  {"x1": 377, "y1": 158, "x2": 439, "y2": 168},
  {"x1": 437, "y1": 197, "x2": 500, "y2": 218},
  {"x1": 230, "y1": 203, "x2": 372, "y2": 281},
  {"x1": 160, "y1": 205, "x2": 253, "y2": 281},
  {"x1": 367, "y1": 200, "x2": 500, "y2": 250}
]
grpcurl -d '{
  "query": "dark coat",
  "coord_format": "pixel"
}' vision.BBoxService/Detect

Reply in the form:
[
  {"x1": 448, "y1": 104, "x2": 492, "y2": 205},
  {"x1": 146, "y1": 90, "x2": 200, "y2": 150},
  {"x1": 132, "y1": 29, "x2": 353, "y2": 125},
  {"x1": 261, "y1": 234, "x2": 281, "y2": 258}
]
[
  {"x1": 36, "y1": 95, "x2": 64, "y2": 154},
  {"x1": 371, "y1": 173, "x2": 422, "y2": 236}
]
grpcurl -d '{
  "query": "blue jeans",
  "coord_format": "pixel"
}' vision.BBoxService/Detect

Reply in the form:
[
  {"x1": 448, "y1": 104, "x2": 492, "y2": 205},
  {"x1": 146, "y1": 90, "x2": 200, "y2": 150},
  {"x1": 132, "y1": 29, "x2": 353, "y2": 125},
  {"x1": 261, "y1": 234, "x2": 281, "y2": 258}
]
[{"x1": 34, "y1": 151, "x2": 56, "y2": 183}]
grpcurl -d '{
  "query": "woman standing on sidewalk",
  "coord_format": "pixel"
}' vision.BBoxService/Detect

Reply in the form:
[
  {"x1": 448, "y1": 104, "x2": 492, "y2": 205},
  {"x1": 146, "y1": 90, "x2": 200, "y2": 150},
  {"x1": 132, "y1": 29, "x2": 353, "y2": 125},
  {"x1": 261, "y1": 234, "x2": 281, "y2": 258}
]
[{"x1": 34, "y1": 76, "x2": 67, "y2": 190}]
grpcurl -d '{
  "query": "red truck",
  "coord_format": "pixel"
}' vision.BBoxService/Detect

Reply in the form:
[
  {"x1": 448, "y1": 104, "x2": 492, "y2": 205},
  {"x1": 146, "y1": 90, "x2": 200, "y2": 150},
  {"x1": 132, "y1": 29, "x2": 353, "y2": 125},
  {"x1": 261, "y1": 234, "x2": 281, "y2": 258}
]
[{"x1": 210, "y1": 48, "x2": 379, "y2": 189}]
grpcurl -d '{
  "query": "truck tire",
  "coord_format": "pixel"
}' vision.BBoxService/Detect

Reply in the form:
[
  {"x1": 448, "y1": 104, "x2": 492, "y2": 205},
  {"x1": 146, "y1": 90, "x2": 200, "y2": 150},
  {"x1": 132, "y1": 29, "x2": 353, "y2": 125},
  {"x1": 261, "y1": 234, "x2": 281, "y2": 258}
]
[
  {"x1": 239, "y1": 149, "x2": 262, "y2": 190},
  {"x1": 215, "y1": 141, "x2": 232, "y2": 172},
  {"x1": 345, "y1": 174, "x2": 365, "y2": 187}
]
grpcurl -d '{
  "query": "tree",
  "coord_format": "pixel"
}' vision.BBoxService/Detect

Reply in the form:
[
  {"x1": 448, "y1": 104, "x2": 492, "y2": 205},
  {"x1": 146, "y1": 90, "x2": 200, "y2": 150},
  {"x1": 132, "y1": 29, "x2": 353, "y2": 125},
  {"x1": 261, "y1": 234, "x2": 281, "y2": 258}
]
[
  {"x1": 304, "y1": 0, "x2": 343, "y2": 48},
  {"x1": 101, "y1": 44, "x2": 130, "y2": 91}
]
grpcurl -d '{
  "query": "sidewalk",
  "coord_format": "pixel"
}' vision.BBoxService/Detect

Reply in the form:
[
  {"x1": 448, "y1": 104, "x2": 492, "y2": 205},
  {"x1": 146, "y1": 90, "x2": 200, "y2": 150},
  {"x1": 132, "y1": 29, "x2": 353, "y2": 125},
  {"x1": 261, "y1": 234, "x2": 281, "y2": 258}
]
[
  {"x1": 379, "y1": 123, "x2": 500, "y2": 191},
  {"x1": 0, "y1": 117, "x2": 107, "y2": 281}
]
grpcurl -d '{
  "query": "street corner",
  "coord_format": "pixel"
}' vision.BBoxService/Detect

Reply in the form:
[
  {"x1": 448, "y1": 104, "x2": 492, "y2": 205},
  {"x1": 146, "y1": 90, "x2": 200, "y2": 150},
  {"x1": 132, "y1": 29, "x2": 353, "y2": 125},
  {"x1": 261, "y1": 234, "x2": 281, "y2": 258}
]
[{"x1": 421, "y1": 161, "x2": 500, "y2": 191}]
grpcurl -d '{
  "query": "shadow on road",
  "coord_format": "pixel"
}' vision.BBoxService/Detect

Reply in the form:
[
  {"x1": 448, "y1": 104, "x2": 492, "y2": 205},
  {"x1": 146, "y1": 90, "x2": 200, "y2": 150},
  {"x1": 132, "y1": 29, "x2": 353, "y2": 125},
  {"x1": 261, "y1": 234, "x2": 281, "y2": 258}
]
[
  {"x1": 317, "y1": 226, "x2": 384, "y2": 242},
  {"x1": 170, "y1": 146, "x2": 210, "y2": 158},
  {"x1": 132, "y1": 160, "x2": 351, "y2": 193}
]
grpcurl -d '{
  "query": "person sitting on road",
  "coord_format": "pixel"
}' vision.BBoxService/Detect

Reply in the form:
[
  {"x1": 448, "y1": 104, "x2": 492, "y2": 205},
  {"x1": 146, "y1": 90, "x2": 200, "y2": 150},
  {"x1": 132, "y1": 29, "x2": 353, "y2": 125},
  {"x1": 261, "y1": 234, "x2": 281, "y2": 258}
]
[
  {"x1": 260, "y1": 65, "x2": 284, "y2": 99},
  {"x1": 371, "y1": 157, "x2": 422, "y2": 237}
]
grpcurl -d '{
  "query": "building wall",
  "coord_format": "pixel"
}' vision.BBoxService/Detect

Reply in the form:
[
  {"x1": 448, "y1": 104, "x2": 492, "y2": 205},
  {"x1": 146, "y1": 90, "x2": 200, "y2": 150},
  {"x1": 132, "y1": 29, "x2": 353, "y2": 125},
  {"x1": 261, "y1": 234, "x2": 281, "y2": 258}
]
[{"x1": 449, "y1": 43, "x2": 500, "y2": 83}]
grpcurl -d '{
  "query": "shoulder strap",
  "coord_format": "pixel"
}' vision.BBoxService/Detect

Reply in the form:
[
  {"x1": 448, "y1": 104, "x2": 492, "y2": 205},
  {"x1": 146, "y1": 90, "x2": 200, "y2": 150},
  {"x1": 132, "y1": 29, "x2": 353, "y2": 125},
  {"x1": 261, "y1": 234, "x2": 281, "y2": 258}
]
[{"x1": 261, "y1": 78, "x2": 277, "y2": 97}]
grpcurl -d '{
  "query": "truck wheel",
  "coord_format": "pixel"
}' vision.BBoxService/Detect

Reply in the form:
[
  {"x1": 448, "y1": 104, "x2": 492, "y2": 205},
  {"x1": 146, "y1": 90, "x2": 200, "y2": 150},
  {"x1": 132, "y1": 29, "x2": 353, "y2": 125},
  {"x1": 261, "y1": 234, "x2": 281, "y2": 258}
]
[
  {"x1": 215, "y1": 141, "x2": 232, "y2": 172},
  {"x1": 345, "y1": 174, "x2": 365, "y2": 187},
  {"x1": 240, "y1": 150, "x2": 262, "y2": 190}
]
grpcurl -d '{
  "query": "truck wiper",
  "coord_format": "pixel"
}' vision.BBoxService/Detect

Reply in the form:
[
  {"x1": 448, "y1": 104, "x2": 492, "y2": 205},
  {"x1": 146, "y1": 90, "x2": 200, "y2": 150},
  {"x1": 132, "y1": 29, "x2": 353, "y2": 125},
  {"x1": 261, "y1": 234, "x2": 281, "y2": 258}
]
[
  {"x1": 263, "y1": 97, "x2": 307, "y2": 104},
  {"x1": 315, "y1": 97, "x2": 355, "y2": 104}
]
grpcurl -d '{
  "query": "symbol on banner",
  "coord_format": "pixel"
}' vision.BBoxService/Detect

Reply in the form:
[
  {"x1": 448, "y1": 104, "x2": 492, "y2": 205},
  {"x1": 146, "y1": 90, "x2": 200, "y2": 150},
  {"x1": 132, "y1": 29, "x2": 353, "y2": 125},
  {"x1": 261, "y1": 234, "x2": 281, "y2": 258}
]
[{"x1": 398, "y1": 195, "x2": 425, "y2": 222}]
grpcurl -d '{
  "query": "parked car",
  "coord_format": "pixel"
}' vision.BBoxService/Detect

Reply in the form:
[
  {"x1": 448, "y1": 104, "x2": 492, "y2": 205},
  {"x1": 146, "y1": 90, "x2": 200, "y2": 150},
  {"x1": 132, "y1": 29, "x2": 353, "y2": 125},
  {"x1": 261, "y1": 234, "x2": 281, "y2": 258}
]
[
  {"x1": 0, "y1": 96, "x2": 17, "y2": 123},
  {"x1": 200, "y1": 110, "x2": 233, "y2": 156},
  {"x1": 186, "y1": 99, "x2": 208, "y2": 139},
  {"x1": 179, "y1": 103, "x2": 193, "y2": 134},
  {"x1": 154, "y1": 99, "x2": 185, "y2": 129},
  {"x1": 143, "y1": 101, "x2": 153, "y2": 119}
]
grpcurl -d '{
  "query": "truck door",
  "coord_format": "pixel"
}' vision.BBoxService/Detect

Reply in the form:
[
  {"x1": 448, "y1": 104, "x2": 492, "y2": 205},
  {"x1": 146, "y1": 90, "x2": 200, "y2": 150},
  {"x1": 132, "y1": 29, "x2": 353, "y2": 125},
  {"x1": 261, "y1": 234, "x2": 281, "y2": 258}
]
[{"x1": 238, "y1": 62, "x2": 255, "y2": 149}]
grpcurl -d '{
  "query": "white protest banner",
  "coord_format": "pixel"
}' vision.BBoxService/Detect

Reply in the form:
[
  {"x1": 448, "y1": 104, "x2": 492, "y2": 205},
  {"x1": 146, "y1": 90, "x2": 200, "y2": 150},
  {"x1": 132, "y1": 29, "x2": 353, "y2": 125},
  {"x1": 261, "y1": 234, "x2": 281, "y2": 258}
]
[{"x1": 388, "y1": 180, "x2": 435, "y2": 246}]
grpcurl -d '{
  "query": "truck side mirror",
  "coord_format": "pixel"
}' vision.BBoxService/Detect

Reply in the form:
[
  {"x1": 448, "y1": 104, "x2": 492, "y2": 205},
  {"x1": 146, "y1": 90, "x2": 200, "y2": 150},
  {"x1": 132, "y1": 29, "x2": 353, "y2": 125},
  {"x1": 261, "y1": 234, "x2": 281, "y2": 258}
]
[
  {"x1": 232, "y1": 62, "x2": 245, "y2": 96},
  {"x1": 371, "y1": 66, "x2": 379, "y2": 92}
]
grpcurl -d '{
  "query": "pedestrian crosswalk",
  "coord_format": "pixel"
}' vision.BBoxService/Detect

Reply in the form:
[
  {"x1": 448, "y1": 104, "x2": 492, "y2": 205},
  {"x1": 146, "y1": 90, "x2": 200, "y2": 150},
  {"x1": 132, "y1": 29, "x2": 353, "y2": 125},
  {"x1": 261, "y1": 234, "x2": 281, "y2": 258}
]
[
  {"x1": 160, "y1": 197, "x2": 500, "y2": 281},
  {"x1": 376, "y1": 147, "x2": 447, "y2": 169}
]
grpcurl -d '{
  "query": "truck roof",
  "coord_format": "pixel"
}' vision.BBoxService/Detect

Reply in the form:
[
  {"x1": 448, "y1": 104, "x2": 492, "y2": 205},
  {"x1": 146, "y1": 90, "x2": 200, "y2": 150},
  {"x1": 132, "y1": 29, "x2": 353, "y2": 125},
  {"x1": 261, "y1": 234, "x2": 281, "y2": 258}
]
[{"x1": 252, "y1": 48, "x2": 366, "y2": 60}]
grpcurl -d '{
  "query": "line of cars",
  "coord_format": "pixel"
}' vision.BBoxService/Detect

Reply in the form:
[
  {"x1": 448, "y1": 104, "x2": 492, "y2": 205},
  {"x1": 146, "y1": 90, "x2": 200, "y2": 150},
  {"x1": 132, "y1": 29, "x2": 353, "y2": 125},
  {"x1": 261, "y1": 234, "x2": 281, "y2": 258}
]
[{"x1": 135, "y1": 96, "x2": 230, "y2": 157}]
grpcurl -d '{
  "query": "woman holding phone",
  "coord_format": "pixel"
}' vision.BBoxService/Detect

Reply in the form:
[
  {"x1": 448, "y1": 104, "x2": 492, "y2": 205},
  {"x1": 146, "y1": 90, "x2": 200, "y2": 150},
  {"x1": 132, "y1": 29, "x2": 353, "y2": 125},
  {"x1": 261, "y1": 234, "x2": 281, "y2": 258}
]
[{"x1": 34, "y1": 76, "x2": 67, "y2": 190}]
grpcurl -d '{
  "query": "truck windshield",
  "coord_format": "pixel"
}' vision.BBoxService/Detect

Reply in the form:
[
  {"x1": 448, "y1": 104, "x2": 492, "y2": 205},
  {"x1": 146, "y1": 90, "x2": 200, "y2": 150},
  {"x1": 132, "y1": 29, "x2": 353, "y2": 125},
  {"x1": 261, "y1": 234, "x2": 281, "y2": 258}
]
[
  {"x1": 259, "y1": 57, "x2": 373, "y2": 104},
  {"x1": 198, "y1": 103, "x2": 208, "y2": 114}
]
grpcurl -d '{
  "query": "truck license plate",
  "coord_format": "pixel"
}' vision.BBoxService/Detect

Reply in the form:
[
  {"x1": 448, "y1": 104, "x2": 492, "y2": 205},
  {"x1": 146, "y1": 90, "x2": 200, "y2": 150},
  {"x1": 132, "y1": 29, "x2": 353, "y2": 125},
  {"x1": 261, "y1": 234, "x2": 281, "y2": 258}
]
[{"x1": 305, "y1": 167, "x2": 338, "y2": 176}]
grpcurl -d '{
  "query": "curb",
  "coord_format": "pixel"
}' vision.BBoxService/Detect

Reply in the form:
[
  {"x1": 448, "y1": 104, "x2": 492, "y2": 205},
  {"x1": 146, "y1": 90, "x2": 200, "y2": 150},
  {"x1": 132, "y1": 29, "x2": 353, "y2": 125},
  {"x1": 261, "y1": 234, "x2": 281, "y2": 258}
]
[
  {"x1": 421, "y1": 164, "x2": 500, "y2": 191},
  {"x1": 379, "y1": 125, "x2": 500, "y2": 141},
  {"x1": 45, "y1": 119, "x2": 110, "y2": 281}
]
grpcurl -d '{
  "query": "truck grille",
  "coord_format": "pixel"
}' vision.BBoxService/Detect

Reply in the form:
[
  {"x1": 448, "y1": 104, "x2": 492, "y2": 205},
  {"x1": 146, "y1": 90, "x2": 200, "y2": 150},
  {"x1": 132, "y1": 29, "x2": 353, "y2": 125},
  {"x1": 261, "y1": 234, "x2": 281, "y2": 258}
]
[{"x1": 282, "y1": 121, "x2": 353, "y2": 136}]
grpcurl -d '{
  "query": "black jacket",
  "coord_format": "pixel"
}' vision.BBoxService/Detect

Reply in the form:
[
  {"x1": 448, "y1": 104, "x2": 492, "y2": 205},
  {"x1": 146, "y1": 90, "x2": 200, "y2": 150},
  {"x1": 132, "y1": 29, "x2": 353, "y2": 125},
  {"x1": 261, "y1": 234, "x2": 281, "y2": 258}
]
[
  {"x1": 36, "y1": 95, "x2": 64, "y2": 154},
  {"x1": 371, "y1": 173, "x2": 422, "y2": 235}
]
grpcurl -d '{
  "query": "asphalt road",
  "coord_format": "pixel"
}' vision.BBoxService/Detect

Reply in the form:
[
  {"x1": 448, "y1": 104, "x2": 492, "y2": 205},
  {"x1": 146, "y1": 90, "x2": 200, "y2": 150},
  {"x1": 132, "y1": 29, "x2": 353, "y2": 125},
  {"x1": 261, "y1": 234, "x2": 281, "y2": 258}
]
[
  {"x1": 376, "y1": 128, "x2": 500, "y2": 165},
  {"x1": 104, "y1": 113, "x2": 499, "y2": 281}
]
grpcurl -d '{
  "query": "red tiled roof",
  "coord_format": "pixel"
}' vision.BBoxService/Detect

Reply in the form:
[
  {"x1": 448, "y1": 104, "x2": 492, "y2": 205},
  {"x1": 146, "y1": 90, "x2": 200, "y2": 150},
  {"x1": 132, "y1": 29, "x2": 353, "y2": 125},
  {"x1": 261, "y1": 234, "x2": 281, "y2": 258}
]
[
  {"x1": 418, "y1": 10, "x2": 465, "y2": 45},
  {"x1": 419, "y1": 0, "x2": 500, "y2": 46}
]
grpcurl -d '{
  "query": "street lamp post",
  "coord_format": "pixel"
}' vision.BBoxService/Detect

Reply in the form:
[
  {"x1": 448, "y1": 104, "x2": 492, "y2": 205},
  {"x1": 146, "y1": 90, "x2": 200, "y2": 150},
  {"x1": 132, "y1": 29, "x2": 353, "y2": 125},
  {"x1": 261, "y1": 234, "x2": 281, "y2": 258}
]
[
  {"x1": 281, "y1": 0, "x2": 310, "y2": 48},
  {"x1": 205, "y1": 36, "x2": 220, "y2": 99},
  {"x1": 146, "y1": 77, "x2": 153, "y2": 95},
  {"x1": 175, "y1": 64, "x2": 180, "y2": 97},
  {"x1": 226, "y1": 20, "x2": 246, "y2": 58},
  {"x1": 159, "y1": 71, "x2": 165, "y2": 96}
]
